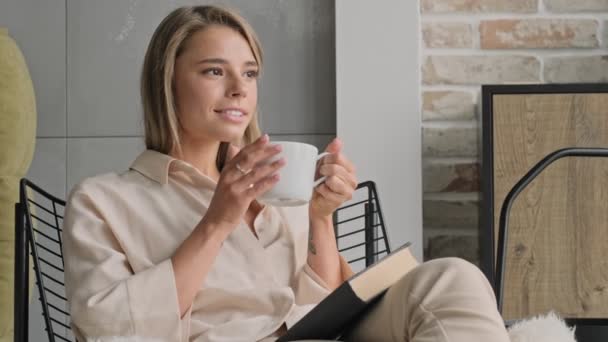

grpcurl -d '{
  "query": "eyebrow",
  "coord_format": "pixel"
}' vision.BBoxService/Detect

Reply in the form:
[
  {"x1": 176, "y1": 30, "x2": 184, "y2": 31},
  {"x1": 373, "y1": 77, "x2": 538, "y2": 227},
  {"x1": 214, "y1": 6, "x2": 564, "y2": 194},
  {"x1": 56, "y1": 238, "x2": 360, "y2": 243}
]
[{"x1": 196, "y1": 58, "x2": 258, "y2": 67}]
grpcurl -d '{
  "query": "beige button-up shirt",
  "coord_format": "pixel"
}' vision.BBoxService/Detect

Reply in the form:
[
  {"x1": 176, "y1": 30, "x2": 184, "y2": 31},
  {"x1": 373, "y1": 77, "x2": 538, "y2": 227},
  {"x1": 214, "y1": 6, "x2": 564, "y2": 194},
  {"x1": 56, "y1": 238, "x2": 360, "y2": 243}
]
[{"x1": 63, "y1": 150, "x2": 338, "y2": 342}]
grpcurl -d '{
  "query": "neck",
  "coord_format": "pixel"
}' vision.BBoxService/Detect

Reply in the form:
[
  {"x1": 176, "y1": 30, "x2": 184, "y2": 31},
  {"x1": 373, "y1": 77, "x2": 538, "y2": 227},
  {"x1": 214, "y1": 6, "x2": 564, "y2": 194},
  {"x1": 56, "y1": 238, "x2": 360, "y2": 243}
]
[{"x1": 173, "y1": 137, "x2": 222, "y2": 182}]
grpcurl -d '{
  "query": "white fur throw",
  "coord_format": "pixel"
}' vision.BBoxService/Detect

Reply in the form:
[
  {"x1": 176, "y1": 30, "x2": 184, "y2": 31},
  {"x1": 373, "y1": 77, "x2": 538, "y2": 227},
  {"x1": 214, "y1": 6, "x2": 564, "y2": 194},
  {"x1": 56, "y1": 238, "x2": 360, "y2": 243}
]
[
  {"x1": 508, "y1": 311, "x2": 577, "y2": 342},
  {"x1": 84, "y1": 311, "x2": 577, "y2": 341}
]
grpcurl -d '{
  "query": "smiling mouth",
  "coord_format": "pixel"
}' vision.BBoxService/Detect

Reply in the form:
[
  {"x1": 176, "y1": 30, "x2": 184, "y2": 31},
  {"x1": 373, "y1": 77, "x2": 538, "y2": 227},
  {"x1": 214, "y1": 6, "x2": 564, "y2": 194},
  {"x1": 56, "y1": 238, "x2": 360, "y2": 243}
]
[{"x1": 214, "y1": 109, "x2": 246, "y2": 118}]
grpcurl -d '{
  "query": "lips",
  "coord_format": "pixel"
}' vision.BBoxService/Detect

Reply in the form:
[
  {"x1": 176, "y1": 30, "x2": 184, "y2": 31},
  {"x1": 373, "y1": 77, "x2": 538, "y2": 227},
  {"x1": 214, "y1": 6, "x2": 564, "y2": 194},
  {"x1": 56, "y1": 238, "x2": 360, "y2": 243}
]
[
  {"x1": 214, "y1": 108, "x2": 247, "y2": 116},
  {"x1": 220, "y1": 109, "x2": 244, "y2": 117},
  {"x1": 215, "y1": 108, "x2": 247, "y2": 122}
]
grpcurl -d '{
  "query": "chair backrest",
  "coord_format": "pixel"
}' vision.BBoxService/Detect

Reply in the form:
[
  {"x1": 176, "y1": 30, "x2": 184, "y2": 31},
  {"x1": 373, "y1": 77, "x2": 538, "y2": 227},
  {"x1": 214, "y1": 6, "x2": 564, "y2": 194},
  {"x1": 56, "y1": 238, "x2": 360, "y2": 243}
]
[
  {"x1": 333, "y1": 181, "x2": 391, "y2": 273},
  {"x1": 14, "y1": 179, "x2": 74, "y2": 342}
]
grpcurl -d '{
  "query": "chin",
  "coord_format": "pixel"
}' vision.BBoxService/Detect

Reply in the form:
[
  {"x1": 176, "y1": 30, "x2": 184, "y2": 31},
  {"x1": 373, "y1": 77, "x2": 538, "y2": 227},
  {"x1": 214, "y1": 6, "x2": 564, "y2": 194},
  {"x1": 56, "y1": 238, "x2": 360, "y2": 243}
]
[{"x1": 215, "y1": 129, "x2": 248, "y2": 144}]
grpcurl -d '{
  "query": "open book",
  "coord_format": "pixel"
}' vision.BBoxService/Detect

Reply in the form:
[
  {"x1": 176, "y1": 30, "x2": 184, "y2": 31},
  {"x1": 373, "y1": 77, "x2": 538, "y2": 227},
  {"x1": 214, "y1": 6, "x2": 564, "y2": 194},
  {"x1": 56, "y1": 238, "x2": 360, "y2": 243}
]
[{"x1": 277, "y1": 242, "x2": 419, "y2": 341}]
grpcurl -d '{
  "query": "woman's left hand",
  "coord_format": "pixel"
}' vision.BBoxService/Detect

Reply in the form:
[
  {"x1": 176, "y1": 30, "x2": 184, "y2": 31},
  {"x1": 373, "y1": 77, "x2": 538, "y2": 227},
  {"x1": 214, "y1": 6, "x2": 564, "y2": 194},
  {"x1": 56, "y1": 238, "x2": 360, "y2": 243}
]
[{"x1": 309, "y1": 138, "x2": 358, "y2": 219}]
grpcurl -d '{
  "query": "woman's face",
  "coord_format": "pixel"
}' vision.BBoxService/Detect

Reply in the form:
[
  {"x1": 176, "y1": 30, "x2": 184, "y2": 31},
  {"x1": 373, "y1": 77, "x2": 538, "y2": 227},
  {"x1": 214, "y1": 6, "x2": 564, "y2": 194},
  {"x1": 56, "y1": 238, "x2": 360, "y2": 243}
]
[{"x1": 173, "y1": 25, "x2": 259, "y2": 146}]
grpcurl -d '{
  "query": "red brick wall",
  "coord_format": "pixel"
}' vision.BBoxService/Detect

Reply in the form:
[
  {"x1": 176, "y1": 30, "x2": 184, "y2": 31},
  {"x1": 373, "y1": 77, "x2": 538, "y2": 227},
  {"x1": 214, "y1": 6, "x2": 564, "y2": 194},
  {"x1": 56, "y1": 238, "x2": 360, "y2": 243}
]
[{"x1": 421, "y1": 0, "x2": 608, "y2": 263}]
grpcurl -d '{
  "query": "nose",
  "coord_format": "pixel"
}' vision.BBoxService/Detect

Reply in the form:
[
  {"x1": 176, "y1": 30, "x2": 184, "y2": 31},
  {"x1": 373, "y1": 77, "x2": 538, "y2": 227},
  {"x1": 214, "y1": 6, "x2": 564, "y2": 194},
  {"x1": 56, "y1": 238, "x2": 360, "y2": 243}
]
[{"x1": 227, "y1": 77, "x2": 247, "y2": 98}]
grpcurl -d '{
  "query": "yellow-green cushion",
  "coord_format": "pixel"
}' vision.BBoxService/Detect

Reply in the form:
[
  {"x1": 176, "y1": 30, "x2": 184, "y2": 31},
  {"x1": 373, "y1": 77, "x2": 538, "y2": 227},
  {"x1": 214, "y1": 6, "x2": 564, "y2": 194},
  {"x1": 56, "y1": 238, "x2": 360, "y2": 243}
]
[{"x1": 0, "y1": 27, "x2": 37, "y2": 341}]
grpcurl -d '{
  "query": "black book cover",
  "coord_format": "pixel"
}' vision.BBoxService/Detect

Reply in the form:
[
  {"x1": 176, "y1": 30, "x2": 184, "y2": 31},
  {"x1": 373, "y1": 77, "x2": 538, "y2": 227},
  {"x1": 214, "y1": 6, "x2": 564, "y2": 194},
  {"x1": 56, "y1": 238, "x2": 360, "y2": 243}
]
[
  {"x1": 276, "y1": 278, "x2": 387, "y2": 341},
  {"x1": 278, "y1": 242, "x2": 414, "y2": 341}
]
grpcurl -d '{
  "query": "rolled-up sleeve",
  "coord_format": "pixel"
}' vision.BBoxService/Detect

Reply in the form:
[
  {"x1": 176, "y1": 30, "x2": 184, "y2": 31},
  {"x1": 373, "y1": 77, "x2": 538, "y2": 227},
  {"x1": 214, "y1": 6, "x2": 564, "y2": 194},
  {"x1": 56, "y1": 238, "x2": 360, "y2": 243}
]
[
  {"x1": 293, "y1": 254, "x2": 353, "y2": 304},
  {"x1": 63, "y1": 184, "x2": 189, "y2": 341},
  {"x1": 294, "y1": 264, "x2": 332, "y2": 304},
  {"x1": 286, "y1": 255, "x2": 353, "y2": 328},
  {"x1": 284, "y1": 204, "x2": 355, "y2": 306}
]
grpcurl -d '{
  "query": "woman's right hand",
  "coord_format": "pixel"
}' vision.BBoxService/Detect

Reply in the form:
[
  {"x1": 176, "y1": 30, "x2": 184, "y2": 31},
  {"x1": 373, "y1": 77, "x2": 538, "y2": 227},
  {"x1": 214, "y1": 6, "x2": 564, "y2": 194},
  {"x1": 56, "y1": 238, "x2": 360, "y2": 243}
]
[{"x1": 201, "y1": 134, "x2": 285, "y2": 235}]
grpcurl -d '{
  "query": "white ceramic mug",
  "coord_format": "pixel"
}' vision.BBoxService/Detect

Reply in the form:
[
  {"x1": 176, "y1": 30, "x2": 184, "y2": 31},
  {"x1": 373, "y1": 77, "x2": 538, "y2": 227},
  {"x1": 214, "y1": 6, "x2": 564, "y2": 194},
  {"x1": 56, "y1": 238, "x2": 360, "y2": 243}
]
[{"x1": 258, "y1": 141, "x2": 329, "y2": 207}]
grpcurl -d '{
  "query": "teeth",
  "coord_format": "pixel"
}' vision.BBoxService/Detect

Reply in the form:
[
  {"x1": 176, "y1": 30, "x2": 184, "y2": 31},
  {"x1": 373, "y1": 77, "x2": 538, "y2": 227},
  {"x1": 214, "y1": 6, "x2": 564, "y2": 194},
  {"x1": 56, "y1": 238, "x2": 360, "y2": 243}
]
[{"x1": 224, "y1": 110, "x2": 243, "y2": 117}]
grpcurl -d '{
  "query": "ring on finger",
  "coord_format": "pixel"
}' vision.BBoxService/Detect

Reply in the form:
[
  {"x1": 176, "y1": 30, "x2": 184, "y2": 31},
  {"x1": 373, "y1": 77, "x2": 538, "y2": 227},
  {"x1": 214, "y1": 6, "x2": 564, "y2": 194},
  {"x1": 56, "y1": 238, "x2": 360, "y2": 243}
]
[{"x1": 235, "y1": 162, "x2": 251, "y2": 175}]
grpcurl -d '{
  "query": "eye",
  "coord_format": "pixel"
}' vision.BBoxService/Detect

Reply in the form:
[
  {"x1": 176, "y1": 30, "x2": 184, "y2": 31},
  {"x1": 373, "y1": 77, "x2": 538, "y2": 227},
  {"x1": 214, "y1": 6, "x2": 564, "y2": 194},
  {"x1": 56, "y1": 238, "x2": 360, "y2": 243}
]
[
  {"x1": 202, "y1": 68, "x2": 223, "y2": 76},
  {"x1": 245, "y1": 70, "x2": 259, "y2": 78}
]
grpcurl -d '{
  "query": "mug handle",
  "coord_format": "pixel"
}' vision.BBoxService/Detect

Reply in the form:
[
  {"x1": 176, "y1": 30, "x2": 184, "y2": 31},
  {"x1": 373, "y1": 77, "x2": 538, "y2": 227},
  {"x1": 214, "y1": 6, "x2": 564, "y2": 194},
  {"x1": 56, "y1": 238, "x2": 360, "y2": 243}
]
[{"x1": 313, "y1": 152, "x2": 331, "y2": 188}]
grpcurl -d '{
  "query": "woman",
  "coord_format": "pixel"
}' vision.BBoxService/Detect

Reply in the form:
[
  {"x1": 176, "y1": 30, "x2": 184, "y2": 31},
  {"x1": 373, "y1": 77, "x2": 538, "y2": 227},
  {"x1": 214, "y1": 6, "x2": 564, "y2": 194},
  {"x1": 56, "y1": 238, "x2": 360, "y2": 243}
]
[{"x1": 63, "y1": 5, "x2": 510, "y2": 342}]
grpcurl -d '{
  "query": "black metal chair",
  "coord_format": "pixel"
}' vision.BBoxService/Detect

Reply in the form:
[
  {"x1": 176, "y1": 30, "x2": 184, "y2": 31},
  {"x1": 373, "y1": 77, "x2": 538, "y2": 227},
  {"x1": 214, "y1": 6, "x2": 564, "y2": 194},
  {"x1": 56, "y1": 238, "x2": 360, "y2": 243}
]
[
  {"x1": 14, "y1": 178, "x2": 389, "y2": 341},
  {"x1": 14, "y1": 178, "x2": 74, "y2": 342},
  {"x1": 333, "y1": 181, "x2": 391, "y2": 272},
  {"x1": 495, "y1": 147, "x2": 608, "y2": 341}
]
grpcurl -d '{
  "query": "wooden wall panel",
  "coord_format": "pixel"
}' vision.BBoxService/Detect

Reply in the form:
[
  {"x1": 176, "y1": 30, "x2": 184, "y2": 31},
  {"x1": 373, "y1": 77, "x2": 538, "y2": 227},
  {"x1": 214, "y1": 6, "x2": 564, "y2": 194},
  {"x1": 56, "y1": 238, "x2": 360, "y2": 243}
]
[{"x1": 486, "y1": 89, "x2": 608, "y2": 320}]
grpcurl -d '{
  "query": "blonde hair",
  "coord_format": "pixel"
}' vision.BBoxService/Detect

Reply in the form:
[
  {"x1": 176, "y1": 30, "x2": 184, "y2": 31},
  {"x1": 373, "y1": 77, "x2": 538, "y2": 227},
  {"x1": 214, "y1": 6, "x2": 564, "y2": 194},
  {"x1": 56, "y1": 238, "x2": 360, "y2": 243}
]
[{"x1": 140, "y1": 5, "x2": 263, "y2": 170}]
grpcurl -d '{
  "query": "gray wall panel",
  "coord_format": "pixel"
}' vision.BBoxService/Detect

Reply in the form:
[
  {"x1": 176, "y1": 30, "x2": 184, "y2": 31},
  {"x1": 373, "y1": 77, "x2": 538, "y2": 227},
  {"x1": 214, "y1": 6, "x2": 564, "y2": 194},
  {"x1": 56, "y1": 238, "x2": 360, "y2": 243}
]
[
  {"x1": 0, "y1": 0, "x2": 66, "y2": 137},
  {"x1": 28, "y1": 138, "x2": 67, "y2": 199},
  {"x1": 67, "y1": 137, "x2": 145, "y2": 191}
]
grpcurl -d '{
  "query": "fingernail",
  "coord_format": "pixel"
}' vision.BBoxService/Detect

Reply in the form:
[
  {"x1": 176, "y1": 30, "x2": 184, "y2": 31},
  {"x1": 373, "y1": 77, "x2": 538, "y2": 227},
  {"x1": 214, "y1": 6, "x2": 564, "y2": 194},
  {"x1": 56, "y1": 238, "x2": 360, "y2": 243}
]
[
  {"x1": 261, "y1": 134, "x2": 269, "y2": 142},
  {"x1": 273, "y1": 144, "x2": 282, "y2": 152}
]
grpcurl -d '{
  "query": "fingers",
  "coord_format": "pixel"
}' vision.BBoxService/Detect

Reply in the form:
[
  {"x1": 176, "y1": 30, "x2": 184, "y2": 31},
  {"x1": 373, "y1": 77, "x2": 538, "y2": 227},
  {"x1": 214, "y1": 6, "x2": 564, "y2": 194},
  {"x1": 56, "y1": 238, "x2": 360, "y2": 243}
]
[
  {"x1": 238, "y1": 138, "x2": 281, "y2": 171},
  {"x1": 318, "y1": 164, "x2": 358, "y2": 189},
  {"x1": 319, "y1": 152, "x2": 355, "y2": 173},
  {"x1": 237, "y1": 134, "x2": 270, "y2": 159},
  {"x1": 316, "y1": 151, "x2": 357, "y2": 203},
  {"x1": 321, "y1": 175, "x2": 355, "y2": 199},
  {"x1": 323, "y1": 137, "x2": 343, "y2": 154},
  {"x1": 224, "y1": 134, "x2": 282, "y2": 181},
  {"x1": 315, "y1": 183, "x2": 346, "y2": 203},
  {"x1": 220, "y1": 134, "x2": 287, "y2": 198},
  {"x1": 244, "y1": 172, "x2": 281, "y2": 197},
  {"x1": 233, "y1": 157, "x2": 285, "y2": 192}
]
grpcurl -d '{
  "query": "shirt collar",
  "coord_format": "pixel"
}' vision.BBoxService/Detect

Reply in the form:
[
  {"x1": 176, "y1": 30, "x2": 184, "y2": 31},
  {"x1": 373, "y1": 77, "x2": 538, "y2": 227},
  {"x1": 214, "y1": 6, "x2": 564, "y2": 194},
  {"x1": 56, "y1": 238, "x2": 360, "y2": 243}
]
[
  {"x1": 130, "y1": 150, "x2": 175, "y2": 185},
  {"x1": 130, "y1": 150, "x2": 217, "y2": 190}
]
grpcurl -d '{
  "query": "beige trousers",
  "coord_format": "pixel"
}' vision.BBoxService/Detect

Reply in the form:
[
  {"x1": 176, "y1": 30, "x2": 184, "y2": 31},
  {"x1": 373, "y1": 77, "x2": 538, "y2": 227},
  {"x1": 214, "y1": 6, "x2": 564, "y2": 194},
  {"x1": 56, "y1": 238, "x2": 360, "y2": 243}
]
[{"x1": 342, "y1": 258, "x2": 510, "y2": 342}]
